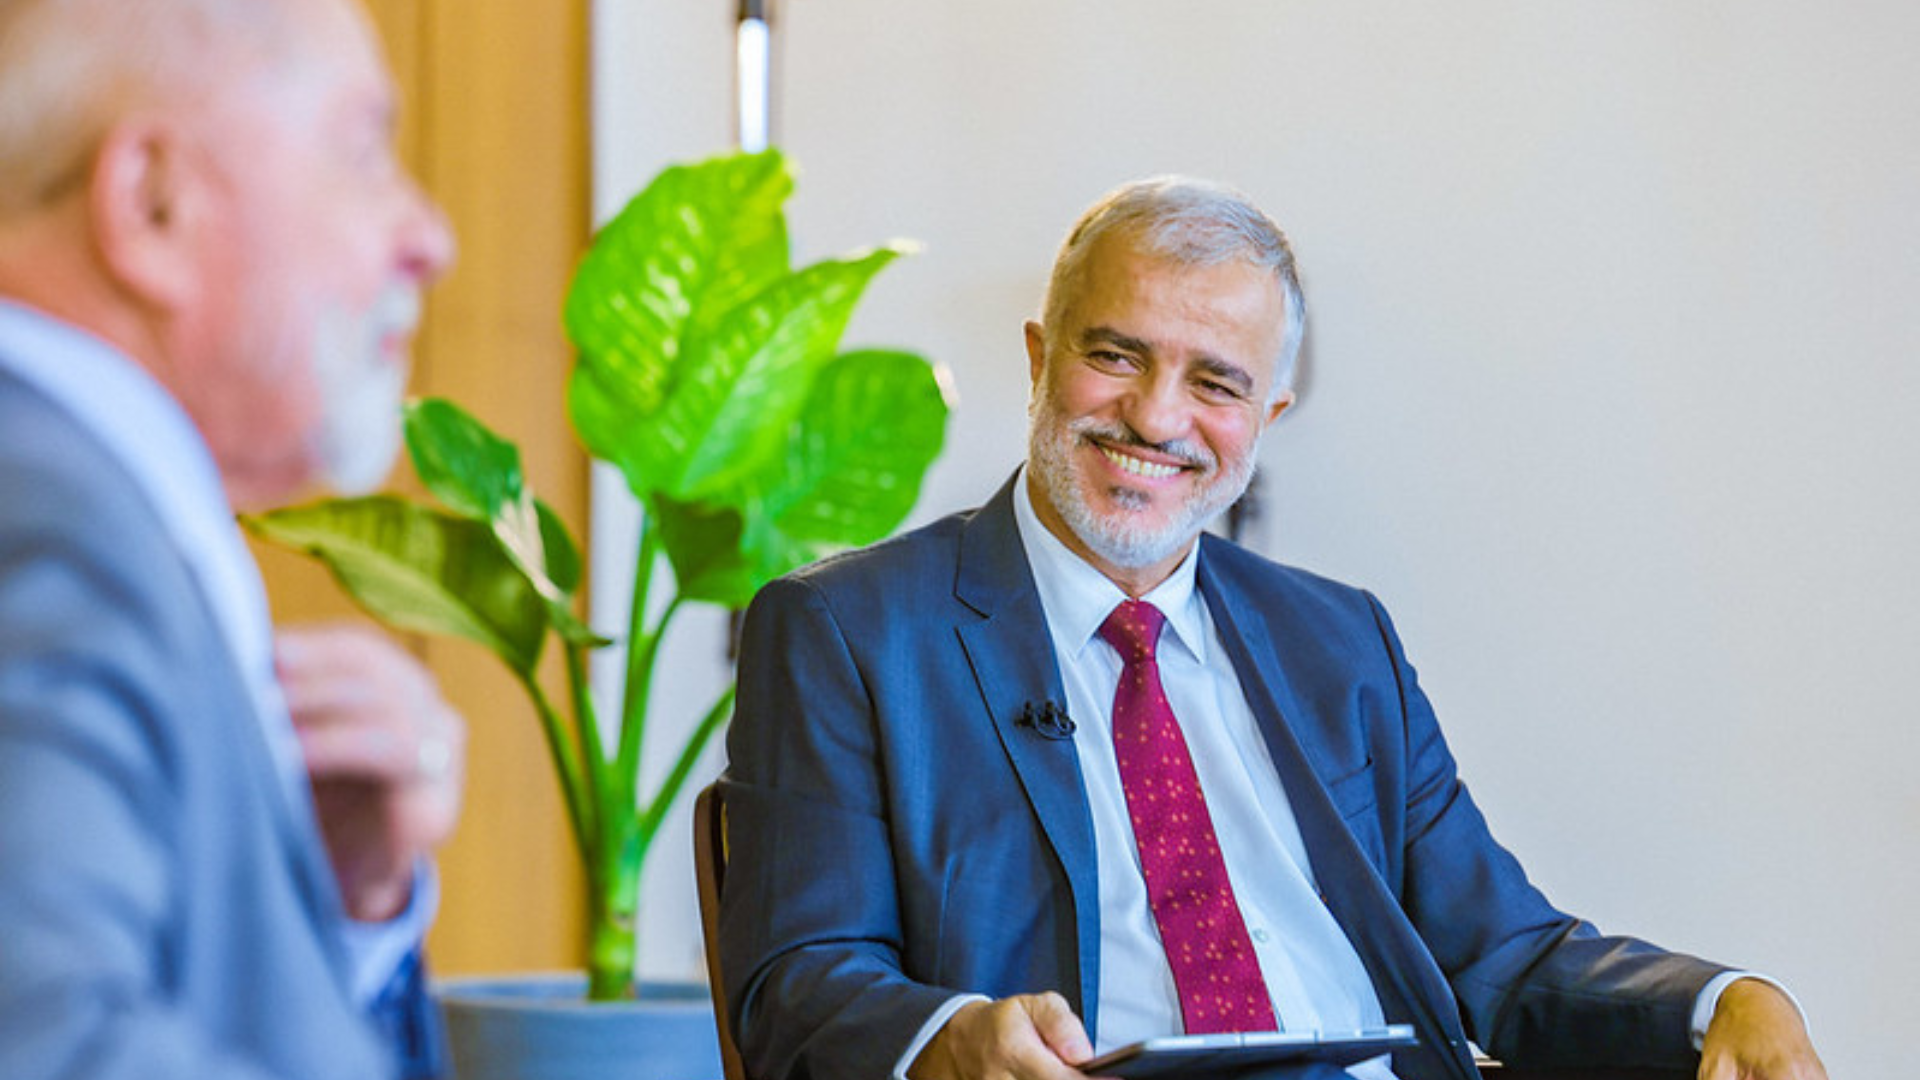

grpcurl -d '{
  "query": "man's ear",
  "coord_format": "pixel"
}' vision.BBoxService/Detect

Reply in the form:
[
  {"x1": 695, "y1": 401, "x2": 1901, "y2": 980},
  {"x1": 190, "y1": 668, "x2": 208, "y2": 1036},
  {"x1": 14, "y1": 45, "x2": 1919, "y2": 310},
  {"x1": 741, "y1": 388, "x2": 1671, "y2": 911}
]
[
  {"x1": 1263, "y1": 388, "x2": 1295, "y2": 427},
  {"x1": 89, "y1": 119, "x2": 202, "y2": 311},
  {"x1": 1024, "y1": 319, "x2": 1048, "y2": 386}
]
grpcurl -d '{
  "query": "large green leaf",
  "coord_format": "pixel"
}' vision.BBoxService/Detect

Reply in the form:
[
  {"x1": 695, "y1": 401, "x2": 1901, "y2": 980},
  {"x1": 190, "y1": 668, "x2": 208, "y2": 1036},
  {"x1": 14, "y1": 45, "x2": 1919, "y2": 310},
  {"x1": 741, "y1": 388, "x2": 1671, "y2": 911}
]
[
  {"x1": 529, "y1": 499, "x2": 606, "y2": 648},
  {"x1": 243, "y1": 497, "x2": 549, "y2": 677},
  {"x1": 650, "y1": 495, "x2": 758, "y2": 610},
  {"x1": 536, "y1": 498, "x2": 583, "y2": 595},
  {"x1": 651, "y1": 349, "x2": 949, "y2": 607},
  {"x1": 764, "y1": 349, "x2": 950, "y2": 543},
  {"x1": 724, "y1": 349, "x2": 948, "y2": 583},
  {"x1": 605, "y1": 244, "x2": 906, "y2": 504},
  {"x1": 404, "y1": 397, "x2": 522, "y2": 521},
  {"x1": 400, "y1": 398, "x2": 602, "y2": 647},
  {"x1": 565, "y1": 150, "x2": 793, "y2": 467}
]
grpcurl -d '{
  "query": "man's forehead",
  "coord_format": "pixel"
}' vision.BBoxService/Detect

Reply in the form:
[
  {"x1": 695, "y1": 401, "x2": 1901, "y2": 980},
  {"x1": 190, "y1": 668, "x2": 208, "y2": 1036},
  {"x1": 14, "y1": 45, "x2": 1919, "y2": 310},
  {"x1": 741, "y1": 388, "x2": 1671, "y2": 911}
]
[
  {"x1": 230, "y1": 0, "x2": 396, "y2": 120},
  {"x1": 1078, "y1": 240, "x2": 1283, "y2": 317}
]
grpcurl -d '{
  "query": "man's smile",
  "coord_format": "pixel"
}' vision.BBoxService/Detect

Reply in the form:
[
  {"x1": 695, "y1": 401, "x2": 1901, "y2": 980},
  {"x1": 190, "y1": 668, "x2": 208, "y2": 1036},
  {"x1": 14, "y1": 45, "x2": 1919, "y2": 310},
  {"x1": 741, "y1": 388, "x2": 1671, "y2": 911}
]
[{"x1": 1098, "y1": 444, "x2": 1183, "y2": 480}]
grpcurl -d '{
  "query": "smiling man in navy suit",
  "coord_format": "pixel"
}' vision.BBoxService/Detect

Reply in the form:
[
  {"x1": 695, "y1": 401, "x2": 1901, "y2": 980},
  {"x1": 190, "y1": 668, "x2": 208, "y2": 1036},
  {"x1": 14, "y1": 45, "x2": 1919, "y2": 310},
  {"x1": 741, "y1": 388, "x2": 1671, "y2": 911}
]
[{"x1": 720, "y1": 178, "x2": 1826, "y2": 1080}]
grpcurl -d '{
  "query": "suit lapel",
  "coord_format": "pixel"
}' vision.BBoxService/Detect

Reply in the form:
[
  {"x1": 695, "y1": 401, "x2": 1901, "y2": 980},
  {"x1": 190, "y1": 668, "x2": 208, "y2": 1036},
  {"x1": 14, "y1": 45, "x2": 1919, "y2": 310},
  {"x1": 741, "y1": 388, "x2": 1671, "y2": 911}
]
[
  {"x1": 952, "y1": 479, "x2": 1103, "y2": 1026},
  {"x1": 198, "y1": 604, "x2": 360, "y2": 994},
  {"x1": 1200, "y1": 544, "x2": 1479, "y2": 1080}
]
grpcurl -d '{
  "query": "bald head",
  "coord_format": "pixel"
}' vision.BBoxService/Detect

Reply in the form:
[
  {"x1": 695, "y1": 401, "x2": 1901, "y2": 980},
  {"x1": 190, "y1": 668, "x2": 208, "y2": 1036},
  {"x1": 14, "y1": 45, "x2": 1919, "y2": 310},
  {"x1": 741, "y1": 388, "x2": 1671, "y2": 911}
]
[
  {"x1": 0, "y1": 0, "x2": 452, "y2": 508},
  {"x1": 0, "y1": 0, "x2": 310, "y2": 217}
]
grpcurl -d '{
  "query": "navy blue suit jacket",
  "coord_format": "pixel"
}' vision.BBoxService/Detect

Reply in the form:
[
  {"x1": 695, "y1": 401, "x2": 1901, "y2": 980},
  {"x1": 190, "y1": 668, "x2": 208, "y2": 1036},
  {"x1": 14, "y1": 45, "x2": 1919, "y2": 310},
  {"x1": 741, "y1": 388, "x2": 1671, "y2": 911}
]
[{"x1": 722, "y1": 478, "x2": 1723, "y2": 1080}]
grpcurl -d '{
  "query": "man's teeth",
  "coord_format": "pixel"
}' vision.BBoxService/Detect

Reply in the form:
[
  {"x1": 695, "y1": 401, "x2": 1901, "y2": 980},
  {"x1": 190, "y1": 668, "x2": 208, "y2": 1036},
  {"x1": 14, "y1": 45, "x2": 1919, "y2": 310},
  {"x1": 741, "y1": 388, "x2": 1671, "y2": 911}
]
[{"x1": 1099, "y1": 445, "x2": 1180, "y2": 479}]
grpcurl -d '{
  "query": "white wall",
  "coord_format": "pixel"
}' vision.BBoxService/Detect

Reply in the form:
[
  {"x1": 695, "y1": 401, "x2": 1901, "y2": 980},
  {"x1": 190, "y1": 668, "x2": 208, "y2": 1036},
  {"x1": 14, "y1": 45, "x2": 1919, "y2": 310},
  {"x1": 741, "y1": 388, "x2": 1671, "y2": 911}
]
[{"x1": 595, "y1": 3, "x2": 1917, "y2": 1074}]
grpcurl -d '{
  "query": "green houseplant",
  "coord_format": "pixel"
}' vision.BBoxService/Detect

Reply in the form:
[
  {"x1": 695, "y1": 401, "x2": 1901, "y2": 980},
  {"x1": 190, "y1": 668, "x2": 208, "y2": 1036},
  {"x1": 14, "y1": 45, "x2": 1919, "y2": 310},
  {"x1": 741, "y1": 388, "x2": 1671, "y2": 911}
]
[{"x1": 246, "y1": 148, "x2": 948, "y2": 1003}]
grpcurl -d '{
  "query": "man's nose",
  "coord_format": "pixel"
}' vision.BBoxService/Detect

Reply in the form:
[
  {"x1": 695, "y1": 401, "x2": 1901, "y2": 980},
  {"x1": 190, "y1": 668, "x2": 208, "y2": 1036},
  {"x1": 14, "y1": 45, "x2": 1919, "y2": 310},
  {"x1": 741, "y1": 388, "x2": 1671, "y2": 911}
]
[
  {"x1": 1119, "y1": 372, "x2": 1191, "y2": 447},
  {"x1": 399, "y1": 181, "x2": 457, "y2": 284}
]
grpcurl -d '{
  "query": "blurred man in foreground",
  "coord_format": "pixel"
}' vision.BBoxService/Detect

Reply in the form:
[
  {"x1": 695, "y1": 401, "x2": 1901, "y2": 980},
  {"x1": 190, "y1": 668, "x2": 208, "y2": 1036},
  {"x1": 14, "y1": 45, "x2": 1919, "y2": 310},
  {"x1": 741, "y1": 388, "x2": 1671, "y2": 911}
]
[
  {"x1": 721, "y1": 177, "x2": 1827, "y2": 1080},
  {"x1": 0, "y1": 0, "x2": 461, "y2": 1077}
]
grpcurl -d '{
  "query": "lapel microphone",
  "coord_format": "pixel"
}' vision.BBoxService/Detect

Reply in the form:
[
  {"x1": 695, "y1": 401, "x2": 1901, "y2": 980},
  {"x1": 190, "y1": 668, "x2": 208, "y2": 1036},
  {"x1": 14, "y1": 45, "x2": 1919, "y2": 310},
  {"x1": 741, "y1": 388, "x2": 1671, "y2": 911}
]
[{"x1": 1016, "y1": 700, "x2": 1076, "y2": 740}]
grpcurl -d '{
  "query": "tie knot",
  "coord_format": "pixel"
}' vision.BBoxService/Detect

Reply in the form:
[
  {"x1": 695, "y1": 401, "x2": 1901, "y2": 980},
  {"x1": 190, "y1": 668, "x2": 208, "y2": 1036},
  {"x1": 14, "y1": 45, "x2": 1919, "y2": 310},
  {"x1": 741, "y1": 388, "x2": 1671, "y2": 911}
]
[{"x1": 1098, "y1": 599, "x2": 1166, "y2": 663}]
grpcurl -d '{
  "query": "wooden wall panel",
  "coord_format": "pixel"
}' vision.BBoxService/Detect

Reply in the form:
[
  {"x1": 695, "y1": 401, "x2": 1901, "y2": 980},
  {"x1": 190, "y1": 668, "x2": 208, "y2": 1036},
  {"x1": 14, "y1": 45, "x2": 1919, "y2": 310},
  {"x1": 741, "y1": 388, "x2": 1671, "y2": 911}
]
[
  {"x1": 407, "y1": 0, "x2": 592, "y2": 976},
  {"x1": 254, "y1": 0, "x2": 591, "y2": 976}
]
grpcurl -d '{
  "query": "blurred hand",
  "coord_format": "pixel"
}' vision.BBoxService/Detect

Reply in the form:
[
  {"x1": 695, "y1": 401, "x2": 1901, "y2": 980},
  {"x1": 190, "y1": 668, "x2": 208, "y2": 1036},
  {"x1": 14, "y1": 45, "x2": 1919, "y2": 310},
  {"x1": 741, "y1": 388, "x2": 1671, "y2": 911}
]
[
  {"x1": 1698, "y1": 978, "x2": 1828, "y2": 1080},
  {"x1": 277, "y1": 624, "x2": 465, "y2": 922},
  {"x1": 909, "y1": 992, "x2": 1108, "y2": 1080}
]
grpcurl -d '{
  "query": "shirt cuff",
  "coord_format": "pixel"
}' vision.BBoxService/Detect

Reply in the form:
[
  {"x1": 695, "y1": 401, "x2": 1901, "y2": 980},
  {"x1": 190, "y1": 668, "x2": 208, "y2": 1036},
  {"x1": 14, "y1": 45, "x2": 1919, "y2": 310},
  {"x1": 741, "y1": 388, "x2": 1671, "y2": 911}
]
[
  {"x1": 339, "y1": 859, "x2": 439, "y2": 1007},
  {"x1": 1691, "y1": 971, "x2": 1807, "y2": 1050},
  {"x1": 892, "y1": 993, "x2": 992, "y2": 1080}
]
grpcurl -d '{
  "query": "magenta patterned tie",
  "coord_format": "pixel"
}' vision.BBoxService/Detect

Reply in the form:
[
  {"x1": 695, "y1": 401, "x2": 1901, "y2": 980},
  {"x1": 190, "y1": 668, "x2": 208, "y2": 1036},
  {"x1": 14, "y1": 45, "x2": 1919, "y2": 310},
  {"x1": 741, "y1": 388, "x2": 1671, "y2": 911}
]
[{"x1": 1099, "y1": 599, "x2": 1278, "y2": 1035}]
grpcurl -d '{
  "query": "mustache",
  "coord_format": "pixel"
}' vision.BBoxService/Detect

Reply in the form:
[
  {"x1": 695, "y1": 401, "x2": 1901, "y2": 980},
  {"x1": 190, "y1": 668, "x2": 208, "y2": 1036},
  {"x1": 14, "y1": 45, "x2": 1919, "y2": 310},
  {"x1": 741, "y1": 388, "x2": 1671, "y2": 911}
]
[
  {"x1": 1068, "y1": 416, "x2": 1215, "y2": 471},
  {"x1": 371, "y1": 286, "x2": 422, "y2": 338}
]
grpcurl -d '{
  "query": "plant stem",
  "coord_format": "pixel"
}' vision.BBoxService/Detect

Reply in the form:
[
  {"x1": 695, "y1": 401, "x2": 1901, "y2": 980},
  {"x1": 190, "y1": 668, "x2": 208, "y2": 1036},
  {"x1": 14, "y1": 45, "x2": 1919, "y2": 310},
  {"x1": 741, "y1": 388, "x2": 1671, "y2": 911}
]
[
  {"x1": 586, "y1": 880, "x2": 637, "y2": 1001},
  {"x1": 521, "y1": 673, "x2": 592, "y2": 868},
  {"x1": 564, "y1": 639, "x2": 606, "y2": 849},
  {"x1": 616, "y1": 594, "x2": 679, "y2": 787},
  {"x1": 614, "y1": 514, "x2": 662, "y2": 805},
  {"x1": 635, "y1": 685, "x2": 735, "y2": 855},
  {"x1": 586, "y1": 509, "x2": 682, "y2": 1000},
  {"x1": 583, "y1": 682, "x2": 730, "y2": 1002}
]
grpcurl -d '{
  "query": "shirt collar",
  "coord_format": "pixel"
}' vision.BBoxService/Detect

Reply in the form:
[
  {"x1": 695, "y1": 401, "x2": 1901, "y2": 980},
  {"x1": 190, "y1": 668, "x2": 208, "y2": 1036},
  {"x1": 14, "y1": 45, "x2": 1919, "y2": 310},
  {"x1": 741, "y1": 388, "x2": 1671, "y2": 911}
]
[
  {"x1": 1011, "y1": 465, "x2": 1208, "y2": 666},
  {"x1": 0, "y1": 300, "x2": 237, "y2": 563},
  {"x1": 0, "y1": 300, "x2": 284, "y2": 731}
]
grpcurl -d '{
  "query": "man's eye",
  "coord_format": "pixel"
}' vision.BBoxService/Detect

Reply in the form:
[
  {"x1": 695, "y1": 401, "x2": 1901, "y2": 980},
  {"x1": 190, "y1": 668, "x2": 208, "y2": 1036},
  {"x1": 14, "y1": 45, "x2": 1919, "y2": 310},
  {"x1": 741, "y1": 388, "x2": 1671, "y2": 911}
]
[{"x1": 1088, "y1": 350, "x2": 1133, "y2": 368}]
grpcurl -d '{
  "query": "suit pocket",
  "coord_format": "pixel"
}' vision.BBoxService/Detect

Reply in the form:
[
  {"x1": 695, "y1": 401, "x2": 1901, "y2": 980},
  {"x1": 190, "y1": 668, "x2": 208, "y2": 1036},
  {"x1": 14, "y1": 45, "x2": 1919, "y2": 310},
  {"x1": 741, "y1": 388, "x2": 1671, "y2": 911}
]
[
  {"x1": 1324, "y1": 758, "x2": 1389, "y2": 870},
  {"x1": 1325, "y1": 757, "x2": 1377, "y2": 820}
]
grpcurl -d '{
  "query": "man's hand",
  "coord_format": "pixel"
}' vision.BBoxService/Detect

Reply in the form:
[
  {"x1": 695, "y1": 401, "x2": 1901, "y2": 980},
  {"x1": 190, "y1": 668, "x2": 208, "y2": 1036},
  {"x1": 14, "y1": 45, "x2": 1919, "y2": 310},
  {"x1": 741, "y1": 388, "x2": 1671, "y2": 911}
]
[
  {"x1": 277, "y1": 624, "x2": 465, "y2": 923},
  {"x1": 1699, "y1": 978, "x2": 1828, "y2": 1080},
  {"x1": 909, "y1": 993, "x2": 1110, "y2": 1080}
]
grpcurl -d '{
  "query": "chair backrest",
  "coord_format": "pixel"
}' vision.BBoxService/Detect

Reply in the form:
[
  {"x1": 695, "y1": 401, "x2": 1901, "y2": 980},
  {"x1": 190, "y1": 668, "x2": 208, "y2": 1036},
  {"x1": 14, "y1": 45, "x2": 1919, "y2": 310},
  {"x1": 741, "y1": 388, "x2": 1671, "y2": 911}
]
[{"x1": 693, "y1": 781, "x2": 750, "y2": 1080}]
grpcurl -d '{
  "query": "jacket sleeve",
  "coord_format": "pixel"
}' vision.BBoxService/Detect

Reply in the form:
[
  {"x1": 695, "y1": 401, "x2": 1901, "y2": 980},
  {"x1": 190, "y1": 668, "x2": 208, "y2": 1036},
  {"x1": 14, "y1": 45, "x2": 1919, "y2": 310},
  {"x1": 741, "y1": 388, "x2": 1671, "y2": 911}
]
[
  {"x1": 0, "y1": 514, "x2": 291, "y2": 1080},
  {"x1": 720, "y1": 575, "x2": 960, "y2": 1080},
  {"x1": 1368, "y1": 592, "x2": 1727, "y2": 1069}
]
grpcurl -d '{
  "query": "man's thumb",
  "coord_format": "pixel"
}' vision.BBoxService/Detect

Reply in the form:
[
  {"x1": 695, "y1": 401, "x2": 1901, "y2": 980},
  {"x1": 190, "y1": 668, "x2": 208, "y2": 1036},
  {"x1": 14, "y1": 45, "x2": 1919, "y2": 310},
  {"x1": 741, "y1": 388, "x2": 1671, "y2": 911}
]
[{"x1": 1025, "y1": 992, "x2": 1094, "y2": 1065}]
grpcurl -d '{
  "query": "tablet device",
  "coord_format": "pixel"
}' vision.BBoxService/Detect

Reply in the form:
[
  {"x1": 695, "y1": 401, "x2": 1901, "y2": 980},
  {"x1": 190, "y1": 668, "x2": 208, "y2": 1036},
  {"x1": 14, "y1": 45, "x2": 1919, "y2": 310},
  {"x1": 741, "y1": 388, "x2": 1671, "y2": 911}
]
[{"x1": 1078, "y1": 1024, "x2": 1417, "y2": 1078}]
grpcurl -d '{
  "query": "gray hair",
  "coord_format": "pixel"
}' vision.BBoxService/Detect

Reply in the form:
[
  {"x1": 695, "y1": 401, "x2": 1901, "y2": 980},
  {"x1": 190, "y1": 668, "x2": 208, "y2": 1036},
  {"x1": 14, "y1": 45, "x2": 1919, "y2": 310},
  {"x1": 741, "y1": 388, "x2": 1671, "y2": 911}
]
[
  {"x1": 1041, "y1": 176, "x2": 1307, "y2": 398},
  {"x1": 0, "y1": 0, "x2": 293, "y2": 215}
]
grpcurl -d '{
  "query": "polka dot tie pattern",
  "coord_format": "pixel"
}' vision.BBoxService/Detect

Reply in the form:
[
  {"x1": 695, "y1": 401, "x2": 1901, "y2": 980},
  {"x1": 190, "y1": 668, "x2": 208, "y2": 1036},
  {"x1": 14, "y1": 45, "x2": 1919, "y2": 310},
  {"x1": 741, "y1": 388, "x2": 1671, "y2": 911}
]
[{"x1": 1099, "y1": 599, "x2": 1278, "y2": 1035}]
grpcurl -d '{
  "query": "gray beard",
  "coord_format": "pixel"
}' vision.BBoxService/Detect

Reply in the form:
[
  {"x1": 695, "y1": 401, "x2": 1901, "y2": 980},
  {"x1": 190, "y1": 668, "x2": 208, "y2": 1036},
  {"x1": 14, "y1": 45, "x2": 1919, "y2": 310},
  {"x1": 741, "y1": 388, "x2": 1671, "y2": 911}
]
[
  {"x1": 1025, "y1": 397, "x2": 1256, "y2": 570},
  {"x1": 309, "y1": 289, "x2": 415, "y2": 495}
]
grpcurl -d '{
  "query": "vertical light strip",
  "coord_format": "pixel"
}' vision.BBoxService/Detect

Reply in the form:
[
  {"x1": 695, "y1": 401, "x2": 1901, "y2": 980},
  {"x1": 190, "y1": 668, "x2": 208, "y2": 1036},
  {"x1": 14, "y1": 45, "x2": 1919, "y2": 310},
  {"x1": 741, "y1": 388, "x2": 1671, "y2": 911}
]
[{"x1": 736, "y1": 15, "x2": 771, "y2": 151}]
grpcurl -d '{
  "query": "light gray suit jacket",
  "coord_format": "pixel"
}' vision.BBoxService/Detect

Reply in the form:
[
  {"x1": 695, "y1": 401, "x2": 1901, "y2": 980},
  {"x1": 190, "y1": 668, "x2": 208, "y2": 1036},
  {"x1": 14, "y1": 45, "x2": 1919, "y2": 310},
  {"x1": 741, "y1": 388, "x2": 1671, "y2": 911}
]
[{"x1": 0, "y1": 368, "x2": 396, "y2": 1079}]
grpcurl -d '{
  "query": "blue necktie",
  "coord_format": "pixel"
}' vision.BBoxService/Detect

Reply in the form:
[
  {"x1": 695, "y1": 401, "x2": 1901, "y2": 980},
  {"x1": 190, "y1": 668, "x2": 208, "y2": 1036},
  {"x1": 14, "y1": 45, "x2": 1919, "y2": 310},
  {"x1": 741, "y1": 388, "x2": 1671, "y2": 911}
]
[{"x1": 370, "y1": 945, "x2": 450, "y2": 1080}]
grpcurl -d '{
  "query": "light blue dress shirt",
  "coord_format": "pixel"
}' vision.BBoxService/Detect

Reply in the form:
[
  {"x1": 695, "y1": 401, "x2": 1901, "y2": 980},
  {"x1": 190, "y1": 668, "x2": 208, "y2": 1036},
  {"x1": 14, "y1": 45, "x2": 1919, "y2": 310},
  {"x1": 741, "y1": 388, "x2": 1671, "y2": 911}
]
[{"x1": 1011, "y1": 472, "x2": 1397, "y2": 1080}]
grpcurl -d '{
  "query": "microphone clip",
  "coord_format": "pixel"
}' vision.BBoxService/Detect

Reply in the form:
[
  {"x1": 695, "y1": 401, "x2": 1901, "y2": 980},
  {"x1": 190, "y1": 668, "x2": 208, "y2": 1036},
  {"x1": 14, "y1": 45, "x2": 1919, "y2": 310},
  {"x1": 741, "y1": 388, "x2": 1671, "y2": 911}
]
[{"x1": 1017, "y1": 700, "x2": 1076, "y2": 740}]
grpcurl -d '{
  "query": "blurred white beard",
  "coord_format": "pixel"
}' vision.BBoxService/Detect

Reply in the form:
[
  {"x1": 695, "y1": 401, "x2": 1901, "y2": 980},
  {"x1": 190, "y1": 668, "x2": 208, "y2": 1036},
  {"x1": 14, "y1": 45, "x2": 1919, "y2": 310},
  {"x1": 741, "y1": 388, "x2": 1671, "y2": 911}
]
[{"x1": 309, "y1": 287, "x2": 419, "y2": 495}]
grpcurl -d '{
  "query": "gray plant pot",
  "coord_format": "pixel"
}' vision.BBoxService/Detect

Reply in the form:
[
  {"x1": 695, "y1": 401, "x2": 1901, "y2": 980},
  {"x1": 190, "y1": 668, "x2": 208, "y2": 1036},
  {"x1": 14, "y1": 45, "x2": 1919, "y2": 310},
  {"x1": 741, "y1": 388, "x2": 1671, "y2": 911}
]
[{"x1": 437, "y1": 973, "x2": 725, "y2": 1080}]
